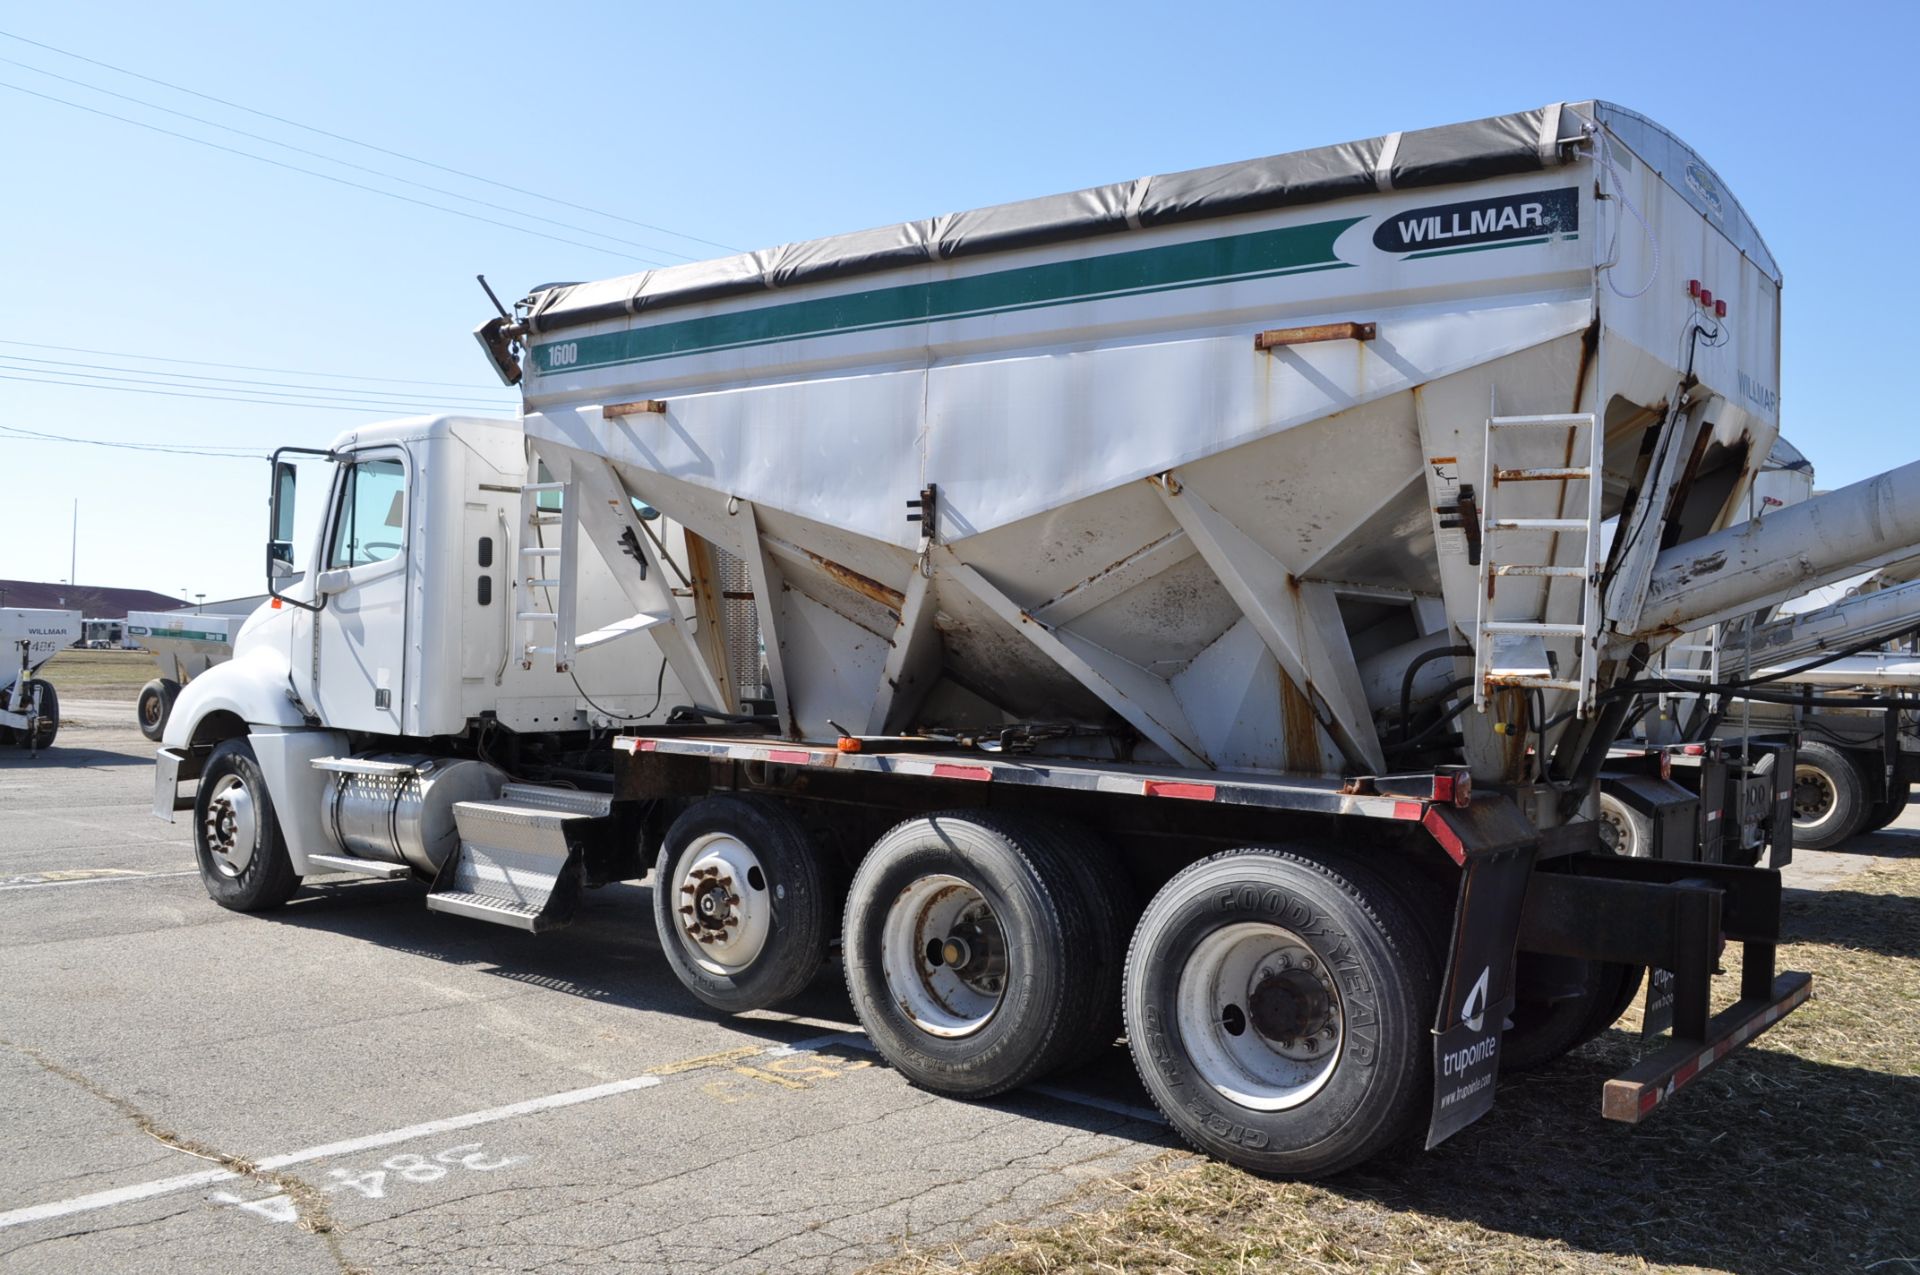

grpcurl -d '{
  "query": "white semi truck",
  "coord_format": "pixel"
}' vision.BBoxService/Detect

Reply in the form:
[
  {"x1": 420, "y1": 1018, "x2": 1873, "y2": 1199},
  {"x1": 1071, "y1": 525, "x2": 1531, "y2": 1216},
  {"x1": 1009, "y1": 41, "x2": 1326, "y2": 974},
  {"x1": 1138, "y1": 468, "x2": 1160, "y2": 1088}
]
[
  {"x1": 158, "y1": 102, "x2": 1920, "y2": 1176},
  {"x1": 2, "y1": 607, "x2": 80, "y2": 750}
]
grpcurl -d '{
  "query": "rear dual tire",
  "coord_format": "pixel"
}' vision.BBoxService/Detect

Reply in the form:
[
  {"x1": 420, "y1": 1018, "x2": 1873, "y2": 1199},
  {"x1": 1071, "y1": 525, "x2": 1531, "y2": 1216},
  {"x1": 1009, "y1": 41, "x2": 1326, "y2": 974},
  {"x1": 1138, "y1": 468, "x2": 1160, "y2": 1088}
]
[
  {"x1": 842, "y1": 813, "x2": 1127, "y2": 1097},
  {"x1": 1123, "y1": 848, "x2": 1437, "y2": 1178}
]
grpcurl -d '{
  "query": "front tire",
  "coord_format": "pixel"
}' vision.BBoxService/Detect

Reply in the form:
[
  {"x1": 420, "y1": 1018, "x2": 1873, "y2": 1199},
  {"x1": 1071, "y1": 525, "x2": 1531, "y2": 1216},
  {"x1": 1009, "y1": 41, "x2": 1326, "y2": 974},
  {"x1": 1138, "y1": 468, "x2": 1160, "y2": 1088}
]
[
  {"x1": 1791, "y1": 743, "x2": 1868, "y2": 850},
  {"x1": 193, "y1": 737, "x2": 301, "y2": 911},
  {"x1": 652, "y1": 795, "x2": 829, "y2": 1014},
  {"x1": 138, "y1": 678, "x2": 180, "y2": 742},
  {"x1": 1124, "y1": 847, "x2": 1435, "y2": 1177}
]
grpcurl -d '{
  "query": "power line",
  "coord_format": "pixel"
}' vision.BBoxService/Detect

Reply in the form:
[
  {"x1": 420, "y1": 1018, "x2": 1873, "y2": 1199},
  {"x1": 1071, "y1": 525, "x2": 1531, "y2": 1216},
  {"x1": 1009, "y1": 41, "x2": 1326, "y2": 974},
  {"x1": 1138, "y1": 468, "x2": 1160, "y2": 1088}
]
[
  {"x1": 0, "y1": 353, "x2": 512, "y2": 408},
  {"x1": 0, "y1": 369, "x2": 482, "y2": 415},
  {"x1": 0, "y1": 360, "x2": 502, "y2": 409},
  {"x1": 0, "y1": 337, "x2": 504, "y2": 390},
  {"x1": 0, "y1": 54, "x2": 701, "y2": 262},
  {"x1": 0, "y1": 78, "x2": 664, "y2": 265},
  {"x1": 0, "y1": 423, "x2": 268, "y2": 459},
  {"x1": 0, "y1": 28, "x2": 741, "y2": 256}
]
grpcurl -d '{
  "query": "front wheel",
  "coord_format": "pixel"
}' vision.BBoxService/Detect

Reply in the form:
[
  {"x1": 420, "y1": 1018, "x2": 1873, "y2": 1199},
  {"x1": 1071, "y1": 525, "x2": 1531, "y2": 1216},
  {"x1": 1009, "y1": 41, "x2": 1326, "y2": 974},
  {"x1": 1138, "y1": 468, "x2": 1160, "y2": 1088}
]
[
  {"x1": 193, "y1": 737, "x2": 301, "y2": 911},
  {"x1": 652, "y1": 795, "x2": 829, "y2": 1014},
  {"x1": 1125, "y1": 847, "x2": 1436, "y2": 1177},
  {"x1": 10, "y1": 678, "x2": 58, "y2": 750}
]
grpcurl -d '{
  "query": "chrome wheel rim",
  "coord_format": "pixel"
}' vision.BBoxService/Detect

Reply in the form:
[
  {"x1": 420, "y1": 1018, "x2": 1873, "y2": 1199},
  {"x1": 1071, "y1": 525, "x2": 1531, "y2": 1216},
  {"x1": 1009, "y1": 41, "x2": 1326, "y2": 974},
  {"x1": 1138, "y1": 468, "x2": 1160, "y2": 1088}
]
[
  {"x1": 1176, "y1": 922, "x2": 1343, "y2": 1111},
  {"x1": 880, "y1": 874, "x2": 1007, "y2": 1038},
  {"x1": 202, "y1": 773, "x2": 257, "y2": 877},
  {"x1": 1792, "y1": 765, "x2": 1836, "y2": 828},
  {"x1": 1597, "y1": 793, "x2": 1644, "y2": 857},
  {"x1": 672, "y1": 833, "x2": 773, "y2": 975}
]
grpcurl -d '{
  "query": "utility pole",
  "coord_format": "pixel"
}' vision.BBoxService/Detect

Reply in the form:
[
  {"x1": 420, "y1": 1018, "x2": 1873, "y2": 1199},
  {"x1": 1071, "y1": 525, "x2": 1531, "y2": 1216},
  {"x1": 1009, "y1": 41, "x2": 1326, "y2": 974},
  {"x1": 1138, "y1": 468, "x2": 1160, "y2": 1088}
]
[{"x1": 70, "y1": 499, "x2": 77, "y2": 587}]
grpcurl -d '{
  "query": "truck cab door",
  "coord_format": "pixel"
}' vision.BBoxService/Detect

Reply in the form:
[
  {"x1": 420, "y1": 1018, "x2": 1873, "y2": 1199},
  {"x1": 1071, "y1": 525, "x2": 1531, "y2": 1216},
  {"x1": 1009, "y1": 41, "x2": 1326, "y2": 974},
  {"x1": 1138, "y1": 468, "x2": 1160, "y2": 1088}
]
[{"x1": 314, "y1": 450, "x2": 409, "y2": 734}]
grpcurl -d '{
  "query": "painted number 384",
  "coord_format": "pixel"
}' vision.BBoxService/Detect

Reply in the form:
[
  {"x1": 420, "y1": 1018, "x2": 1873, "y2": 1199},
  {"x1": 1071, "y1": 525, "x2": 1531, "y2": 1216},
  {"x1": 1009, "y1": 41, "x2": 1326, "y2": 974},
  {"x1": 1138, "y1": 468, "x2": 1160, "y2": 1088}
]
[{"x1": 211, "y1": 1142, "x2": 523, "y2": 1224}]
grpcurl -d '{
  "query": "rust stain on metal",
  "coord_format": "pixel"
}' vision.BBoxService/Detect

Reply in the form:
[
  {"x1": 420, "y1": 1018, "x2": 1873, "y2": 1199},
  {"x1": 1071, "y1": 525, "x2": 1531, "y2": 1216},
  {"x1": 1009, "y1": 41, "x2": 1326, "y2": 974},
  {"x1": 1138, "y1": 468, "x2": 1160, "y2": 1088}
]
[
  {"x1": 1495, "y1": 467, "x2": 1592, "y2": 483},
  {"x1": 1490, "y1": 685, "x2": 1532, "y2": 779},
  {"x1": 602, "y1": 399, "x2": 668, "y2": 418},
  {"x1": 1339, "y1": 776, "x2": 1378, "y2": 796},
  {"x1": 1254, "y1": 321, "x2": 1376, "y2": 350},
  {"x1": 803, "y1": 550, "x2": 906, "y2": 611},
  {"x1": 1571, "y1": 321, "x2": 1599, "y2": 414},
  {"x1": 1279, "y1": 668, "x2": 1319, "y2": 773}
]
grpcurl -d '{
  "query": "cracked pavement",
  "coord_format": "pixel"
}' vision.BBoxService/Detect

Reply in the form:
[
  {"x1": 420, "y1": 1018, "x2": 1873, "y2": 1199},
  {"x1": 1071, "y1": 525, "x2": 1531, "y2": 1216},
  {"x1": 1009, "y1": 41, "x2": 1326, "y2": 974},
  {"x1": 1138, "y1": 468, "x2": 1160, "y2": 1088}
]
[{"x1": 0, "y1": 721, "x2": 1169, "y2": 1273}]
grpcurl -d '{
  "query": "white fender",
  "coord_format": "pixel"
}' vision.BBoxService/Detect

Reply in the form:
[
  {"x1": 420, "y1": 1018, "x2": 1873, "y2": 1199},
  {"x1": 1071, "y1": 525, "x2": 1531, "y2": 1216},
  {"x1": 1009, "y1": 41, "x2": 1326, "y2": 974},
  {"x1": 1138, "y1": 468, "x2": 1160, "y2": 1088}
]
[{"x1": 161, "y1": 623, "x2": 346, "y2": 873}]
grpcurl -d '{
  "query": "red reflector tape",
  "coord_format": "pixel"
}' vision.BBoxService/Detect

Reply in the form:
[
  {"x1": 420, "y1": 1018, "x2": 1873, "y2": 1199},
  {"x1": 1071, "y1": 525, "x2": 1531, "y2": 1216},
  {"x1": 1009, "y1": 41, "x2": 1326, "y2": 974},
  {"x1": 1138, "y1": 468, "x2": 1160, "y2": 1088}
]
[
  {"x1": 932, "y1": 763, "x2": 992, "y2": 782},
  {"x1": 766, "y1": 749, "x2": 814, "y2": 764},
  {"x1": 1391, "y1": 801, "x2": 1425, "y2": 821},
  {"x1": 1143, "y1": 780, "x2": 1217, "y2": 801}
]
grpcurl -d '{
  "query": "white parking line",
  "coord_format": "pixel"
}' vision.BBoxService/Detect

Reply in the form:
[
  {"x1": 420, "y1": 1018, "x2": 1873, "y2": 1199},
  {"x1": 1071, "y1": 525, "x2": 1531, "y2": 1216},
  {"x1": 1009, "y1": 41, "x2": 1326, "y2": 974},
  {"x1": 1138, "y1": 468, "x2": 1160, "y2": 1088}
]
[
  {"x1": 0, "y1": 870, "x2": 200, "y2": 892},
  {"x1": 0, "y1": 1034, "x2": 1161, "y2": 1232},
  {"x1": 0, "y1": 1074, "x2": 662, "y2": 1231}
]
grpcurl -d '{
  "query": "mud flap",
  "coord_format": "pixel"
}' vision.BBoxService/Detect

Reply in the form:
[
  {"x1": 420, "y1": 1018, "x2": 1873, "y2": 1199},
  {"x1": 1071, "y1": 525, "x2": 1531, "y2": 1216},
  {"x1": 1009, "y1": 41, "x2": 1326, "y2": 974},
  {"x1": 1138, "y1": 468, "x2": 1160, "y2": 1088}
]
[{"x1": 1421, "y1": 800, "x2": 1540, "y2": 1149}]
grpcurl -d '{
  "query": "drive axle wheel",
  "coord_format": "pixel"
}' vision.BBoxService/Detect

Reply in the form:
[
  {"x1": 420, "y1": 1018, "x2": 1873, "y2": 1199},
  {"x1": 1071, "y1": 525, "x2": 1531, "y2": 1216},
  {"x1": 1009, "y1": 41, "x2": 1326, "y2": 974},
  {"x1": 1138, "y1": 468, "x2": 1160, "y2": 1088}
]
[
  {"x1": 1124, "y1": 847, "x2": 1434, "y2": 1178},
  {"x1": 844, "y1": 813, "x2": 1103, "y2": 1098},
  {"x1": 1791, "y1": 743, "x2": 1867, "y2": 851},
  {"x1": 652, "y1": 795, "x2": 828, "y2": 1014},
  {"x1": 193, "y1": 737, "x2": 300, "y2": 911}
]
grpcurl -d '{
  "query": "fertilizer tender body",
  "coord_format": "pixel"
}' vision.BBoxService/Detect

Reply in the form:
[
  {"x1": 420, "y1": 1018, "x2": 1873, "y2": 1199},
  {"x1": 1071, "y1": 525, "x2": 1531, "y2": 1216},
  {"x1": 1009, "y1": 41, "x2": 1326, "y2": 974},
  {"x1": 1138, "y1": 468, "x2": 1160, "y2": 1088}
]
[
  {"x1": 2, "y1": 607, "x2": 79, "y2": 750},
  {"x1": 161, "y1": 103, "x2": 1920, "y2": 1177}
]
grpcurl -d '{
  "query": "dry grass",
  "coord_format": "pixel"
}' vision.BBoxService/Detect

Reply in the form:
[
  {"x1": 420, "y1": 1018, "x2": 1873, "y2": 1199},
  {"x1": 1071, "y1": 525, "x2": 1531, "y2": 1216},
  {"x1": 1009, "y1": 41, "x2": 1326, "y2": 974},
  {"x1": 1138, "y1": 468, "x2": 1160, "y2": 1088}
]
[
  {"x1": 37, "y1": 648, "x2": 160, "y2": 699},
  {"x1": 870, "y1": 855, "x2": 1920, "y2": 1275}
]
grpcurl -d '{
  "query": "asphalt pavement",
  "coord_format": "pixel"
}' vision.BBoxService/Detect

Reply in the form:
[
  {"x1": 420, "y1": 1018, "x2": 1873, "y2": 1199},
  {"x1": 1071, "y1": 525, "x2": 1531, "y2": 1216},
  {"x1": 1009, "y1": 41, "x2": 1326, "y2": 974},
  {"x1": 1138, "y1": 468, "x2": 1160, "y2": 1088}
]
[{"x1": 0, "y1": 707, "x2": 1912, "y2": 1274}]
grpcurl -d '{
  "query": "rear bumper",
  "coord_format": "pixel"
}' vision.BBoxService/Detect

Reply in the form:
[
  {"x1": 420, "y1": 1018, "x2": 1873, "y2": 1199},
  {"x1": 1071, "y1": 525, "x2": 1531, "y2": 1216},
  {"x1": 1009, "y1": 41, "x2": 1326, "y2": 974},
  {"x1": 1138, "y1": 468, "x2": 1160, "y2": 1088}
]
[
  {"x1": 152, "y1": 746, "x2": 199, "y2": 821},
  {"x1": 1603, "y1": 971, "x2": 1812, "y2": 1122}
]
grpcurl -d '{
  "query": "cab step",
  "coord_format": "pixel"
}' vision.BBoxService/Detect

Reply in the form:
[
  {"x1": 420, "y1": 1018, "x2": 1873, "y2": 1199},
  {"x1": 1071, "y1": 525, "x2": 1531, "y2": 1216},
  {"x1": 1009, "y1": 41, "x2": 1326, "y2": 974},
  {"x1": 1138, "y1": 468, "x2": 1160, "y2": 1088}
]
[
  {"x1": 305, "y1": 853, "x2": 411, "y2": 880},
  {"x1": 425, "y1": 785, "x2": 613, "y2": 931}
]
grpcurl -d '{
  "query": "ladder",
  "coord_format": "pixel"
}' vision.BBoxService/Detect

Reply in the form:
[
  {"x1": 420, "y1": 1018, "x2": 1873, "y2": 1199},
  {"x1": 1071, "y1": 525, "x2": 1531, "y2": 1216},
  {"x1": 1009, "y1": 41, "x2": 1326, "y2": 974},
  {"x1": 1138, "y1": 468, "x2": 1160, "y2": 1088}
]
[
  {"x1": 1655, "y1": 625, "x2": 1721, "y2": 710},
  {"x1": 1473, "y1": 411, "x2": 1602, "y2": 717},
  {"x1": 515, "y1": 476, "x2": 666, "y2": 673}
]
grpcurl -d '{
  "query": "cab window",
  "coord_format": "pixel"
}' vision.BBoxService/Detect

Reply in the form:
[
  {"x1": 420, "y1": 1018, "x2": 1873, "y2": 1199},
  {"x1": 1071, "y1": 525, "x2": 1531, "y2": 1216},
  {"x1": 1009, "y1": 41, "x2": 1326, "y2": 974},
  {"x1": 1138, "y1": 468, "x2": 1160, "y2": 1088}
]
[{"x1": 329, "y1": 457, "x2": 406, "y2": 567}]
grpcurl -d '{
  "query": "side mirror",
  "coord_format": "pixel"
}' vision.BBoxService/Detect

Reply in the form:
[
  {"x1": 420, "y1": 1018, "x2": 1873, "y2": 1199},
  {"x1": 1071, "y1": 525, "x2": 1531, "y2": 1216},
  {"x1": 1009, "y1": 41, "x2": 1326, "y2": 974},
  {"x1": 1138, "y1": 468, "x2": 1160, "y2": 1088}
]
[
  {"x1": 266, "y1": 447, "x2": 333, "y2": 611},
  {"x1": 268, "y1": 460, "x2": 298, "y2": 585},
  {"x1": 271, "y1": 461, "x2": 298, "y2": 542}
]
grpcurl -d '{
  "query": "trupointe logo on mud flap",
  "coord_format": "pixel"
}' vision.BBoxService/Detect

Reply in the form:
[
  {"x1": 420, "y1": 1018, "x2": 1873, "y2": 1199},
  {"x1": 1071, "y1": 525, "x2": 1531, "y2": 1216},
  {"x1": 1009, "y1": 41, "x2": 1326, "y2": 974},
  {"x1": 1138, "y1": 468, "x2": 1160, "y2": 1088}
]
[{"x1": 1374, "y1": 187, "x2": 1578, "y2": 255}]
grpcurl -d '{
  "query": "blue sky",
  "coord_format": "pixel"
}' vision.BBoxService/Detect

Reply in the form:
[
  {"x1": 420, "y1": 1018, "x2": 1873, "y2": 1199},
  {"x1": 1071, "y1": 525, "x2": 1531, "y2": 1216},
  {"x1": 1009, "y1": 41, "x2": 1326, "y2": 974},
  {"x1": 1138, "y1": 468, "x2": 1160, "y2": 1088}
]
[{"x1": 2, "y1": 0, "x2": 1914, "y2": 600}]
